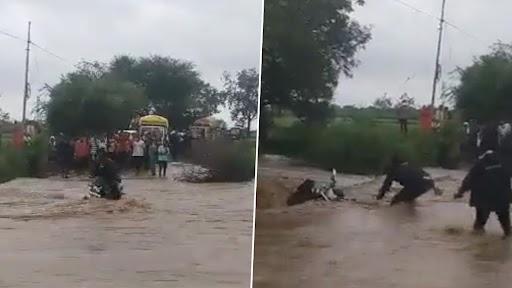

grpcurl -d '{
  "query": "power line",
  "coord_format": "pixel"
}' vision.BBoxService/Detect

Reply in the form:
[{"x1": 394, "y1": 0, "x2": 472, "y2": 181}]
[
  {"x1": 390, "y1": 0, "x2": 489, "y2": 45},
  {"x1": 0, "y1": 29, "x2": 23, "y2": 41},
  {"x1": 30, "y1": 42, "x2": 66, "y2": 62},
  {"x1": 0, "y1": 28, "x2": 67, "y2": 62}
]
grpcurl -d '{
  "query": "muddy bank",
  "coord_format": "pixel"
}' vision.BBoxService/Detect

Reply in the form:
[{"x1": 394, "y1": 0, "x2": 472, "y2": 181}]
[{"x1": 0, "y1": 165, "x2": 254, "y2": 288}]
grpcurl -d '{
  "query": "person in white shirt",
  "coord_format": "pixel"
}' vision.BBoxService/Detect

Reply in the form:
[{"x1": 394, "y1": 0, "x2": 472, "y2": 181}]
[
  {"x1": 98, "y1": 136, "x2": 107, "y2": 152},
  {"x1": 132, "y1": 136, "x2": 146, "y2": 175}
]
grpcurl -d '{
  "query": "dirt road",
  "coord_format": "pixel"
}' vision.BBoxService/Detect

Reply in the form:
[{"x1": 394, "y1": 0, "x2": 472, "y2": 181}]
[
  {"x1": 0, "y1": 164, "x2": 254, "y2": 288},
  {"x1": 254, "y1": 156, "x2": 512, "y2": 288}
]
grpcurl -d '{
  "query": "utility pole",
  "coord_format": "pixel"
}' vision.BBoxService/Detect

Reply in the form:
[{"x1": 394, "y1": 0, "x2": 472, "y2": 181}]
[
  {"x1": 430, "y1": 0, "x2": 447, "y2": 112},
  {"x1": 22, "y1": 21, "x2": 31, "y2": 124}
]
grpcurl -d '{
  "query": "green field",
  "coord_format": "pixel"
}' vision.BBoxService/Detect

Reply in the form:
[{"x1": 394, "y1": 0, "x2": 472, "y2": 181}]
[{"x1": 273, "y1": 114, "x2": 420, "y2": 129}]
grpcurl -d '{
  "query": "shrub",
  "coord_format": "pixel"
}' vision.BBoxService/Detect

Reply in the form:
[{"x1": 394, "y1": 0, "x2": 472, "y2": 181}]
[
  {"x1": 0, "y1": 145, "x2": 25, "y2": 183},
  {"x1": 0, "y1": 133, "x2": 49, "y2": 183},
  {"x1": 262, "y1": 119, "x2": 462, "y2": 175},
  {"x1": 188, "y1": 138, "x2": 256, "y2": 182}
]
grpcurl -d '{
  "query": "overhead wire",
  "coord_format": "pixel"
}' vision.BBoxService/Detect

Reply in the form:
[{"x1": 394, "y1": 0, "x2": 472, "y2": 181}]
[
  {"x1": 0, "y1": 27, "x2": 69, "y2": 63},
  {"x1": 390, "y1": 0, "x2": 491, "y2": 46}
]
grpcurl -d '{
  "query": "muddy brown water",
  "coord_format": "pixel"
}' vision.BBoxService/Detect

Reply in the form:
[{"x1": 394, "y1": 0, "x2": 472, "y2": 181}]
[
  {"x1": 0, "y1": 164, "x2": 253, "y2": 288},
  {"x1": 254, "y1": 156, "x2": 512, "y2": 288}
]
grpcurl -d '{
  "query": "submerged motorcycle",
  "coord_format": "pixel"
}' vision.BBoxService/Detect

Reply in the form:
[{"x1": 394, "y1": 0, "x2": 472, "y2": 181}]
[
  {"x1": 85, "y1": 176, "x2": 125, "y2": 200},
  {"x1": 287, "y1": 169, "x2": 345, "y2": 206}
]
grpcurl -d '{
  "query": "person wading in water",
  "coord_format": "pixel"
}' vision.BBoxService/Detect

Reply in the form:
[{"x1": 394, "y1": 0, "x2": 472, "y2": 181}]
[
  {"x1": 454, "y1": 124, "x2": 511, "y2": 239},
  {"x1": 377, "y1": 155, "x2": 442, "y2": 205}
]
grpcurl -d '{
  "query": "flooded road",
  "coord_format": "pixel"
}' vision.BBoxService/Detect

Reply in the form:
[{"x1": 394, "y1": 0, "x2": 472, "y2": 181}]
[
  {"x1": 0, "y1": 164, "x2": 253, "y2": 288},
  {"x1": 254, "y1": 156, "x2": 512, "y2": 288}
]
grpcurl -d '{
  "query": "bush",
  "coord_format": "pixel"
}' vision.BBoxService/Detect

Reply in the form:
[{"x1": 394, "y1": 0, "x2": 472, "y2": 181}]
[
  {"x1": 189, "y1": 138, "x2": 256, "y2": 182},
  {"x1": 0, "y1": 133, "x2": 49, "y2": 183},
  {"x1": 0, "y1": 145, "x2": 25, "y2": 183},
  {"x1": 262, "y1": 119, "x2": 462, "y2": 175}
]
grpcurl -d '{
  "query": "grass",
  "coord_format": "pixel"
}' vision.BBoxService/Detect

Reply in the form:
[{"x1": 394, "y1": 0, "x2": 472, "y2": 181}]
[{"x1": 262, "y1": 115, "x2": 462, "y2": 175}]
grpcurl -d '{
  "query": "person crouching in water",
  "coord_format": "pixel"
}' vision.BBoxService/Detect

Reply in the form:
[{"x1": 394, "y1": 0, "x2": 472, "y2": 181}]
[
  {"x1": 376, "y1": 155, "x2": 443, "y2": 205},
  {"x1": 454, "y1": 125, "x2": 511, "y2": 238},
  {"x1": 90, "y1": 150, "x2": 123, "y2": 200}
]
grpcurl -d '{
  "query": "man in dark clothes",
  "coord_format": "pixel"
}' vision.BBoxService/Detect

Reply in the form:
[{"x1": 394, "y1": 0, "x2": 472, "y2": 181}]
[
  {"x1": 169, "y1": 131, "x2": 180, "y2": 161},
  {"x1": 454, "y1": 127, "x2": 511, "y2": 238},
  {"x1": 56, "y1": 135, "x2": 73, "y2": 178},
  {"x1": 377, "y1": 155, "x2": 442, "y2": 206},
  {"x1": 90, "y1": 151, "x2": 122, "y2": 200}
]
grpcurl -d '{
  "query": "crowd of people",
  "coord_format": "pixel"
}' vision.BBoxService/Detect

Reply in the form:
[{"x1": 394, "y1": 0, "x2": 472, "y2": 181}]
[{"x1": 48, "y1": 130, "x2": 187, "y2": 178}]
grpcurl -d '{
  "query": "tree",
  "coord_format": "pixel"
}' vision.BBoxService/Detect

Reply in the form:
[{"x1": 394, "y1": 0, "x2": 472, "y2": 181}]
[
  {"x1": 222, "y1": 68, "x2": 259, "y2": 133},
  {"x1": 260, "y1": 0, "x2": 371, "y2": 137},
  {"x1": 453, "y1": 43, "x2": 512, "y2": 121},
  {"x1": 109, "y1": 55, "x2": 225, "y2": 129},
  {"x1": 373, "y1": 93, "x2": 393, "y2": 109},
  {"x1": 0, "y1": 94, "x2": 9, "y2": 121},
  {"x1": 0, "y1": 109, "x2": 8, "y2": 122},
  {"x1": 45, "y1": 61, "x2": 147, "y2": 136},
  {"x1": 395, "y1": 93, "x2": 415, "y2": 109}
]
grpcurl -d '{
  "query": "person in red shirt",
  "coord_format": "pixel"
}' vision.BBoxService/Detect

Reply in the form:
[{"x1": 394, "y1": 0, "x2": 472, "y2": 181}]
[
  {"x1": 420, "y1": 105, "x2": 432, "y2": 132},
  {"x1": 74, "y1": 137, "x2": 90, "y2": 171},
  {"x1": 115, "y1": 133, "x2": 131, "y2": 169}
]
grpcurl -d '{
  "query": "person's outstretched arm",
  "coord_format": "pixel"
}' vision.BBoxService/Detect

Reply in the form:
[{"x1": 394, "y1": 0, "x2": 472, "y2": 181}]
[
  {"x1": 377, "y1": 170, "x2": 395, "y2": 200},
  {"x1": 455, "y1": 164, "x2": 478, "y2": 199}
]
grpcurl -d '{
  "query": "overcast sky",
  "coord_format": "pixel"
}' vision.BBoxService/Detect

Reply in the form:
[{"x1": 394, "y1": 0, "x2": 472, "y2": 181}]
[
  {"x1": 0, "y1": 0, "x2": 263, "y2": 127},
  {"x1": 337, "y1": 0, "x2": 512, "y2": 108}
]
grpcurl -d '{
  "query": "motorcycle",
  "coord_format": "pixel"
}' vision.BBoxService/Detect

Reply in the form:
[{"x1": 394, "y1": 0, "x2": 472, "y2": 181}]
[
  {"x1": 85, "y1": 176, "x2": 125, "y2": 200},
  {"x1": 287, "y1": 169, "x2": 345, "y2": 206}
]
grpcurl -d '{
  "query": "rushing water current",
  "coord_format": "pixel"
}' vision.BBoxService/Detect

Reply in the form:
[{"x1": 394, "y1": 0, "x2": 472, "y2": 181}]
[
  {"x1": 254, "y1": 156, "x2": 512, "y2": 288},
  {"x1": 0, "y1": 165, "x2": 253, "y2": 288}
]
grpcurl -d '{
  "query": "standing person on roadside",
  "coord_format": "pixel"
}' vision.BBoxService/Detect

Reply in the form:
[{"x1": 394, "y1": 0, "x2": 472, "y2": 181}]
[
  {"x1": 89, "y1": 136, "x2": 98, "y2": 161},
  {"x1": 88, "y1": 136, "x2": 99, "y2": 173},
  {"x1": 157, "y1": 140, "x2": 170, "y2": 177},
  {"x1": 132, "y1": 136, "x2": 145, "y2": 176},
  {"x1": 99, "y1": 135, "x2": 107, "y2": 152},
  {"x1": 454, "y1": 124, "x2": 511, "y2": 239},
  {"x1": 107, "y1": 134, "x2": 116, "y2": 162},
  {"x1": 56, "y1": 135, "x2": 73, "y2": 178},
  {"x1": 396, "y1": 103, "x2": 408, "y2": 135},
  {"x1": 115, "y1": 133, "x2": 129, "y2": 170},
  {"x1": 148, "y1": 140, "x2": 158, "y2": 177},
  {"x1": 169, "y1": 130, "x2": 180, "y2": 161},
  {"x1": 74, "y1": 137, "x2": 89, "y2": 172}
]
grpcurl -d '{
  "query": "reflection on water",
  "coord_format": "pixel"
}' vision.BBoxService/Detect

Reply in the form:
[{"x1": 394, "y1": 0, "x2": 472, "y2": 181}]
[
  {"x1": 0, "y1": 169, "x2": 253, "y2": 288},
  {"x1": 254, "y1": 164, "x2": 512, "y2": 288}
]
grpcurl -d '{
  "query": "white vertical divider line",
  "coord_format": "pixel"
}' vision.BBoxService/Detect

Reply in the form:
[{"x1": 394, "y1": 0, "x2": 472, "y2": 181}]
[{"x1": 250, "y1": 0, "x2": 266, "y2": 287}]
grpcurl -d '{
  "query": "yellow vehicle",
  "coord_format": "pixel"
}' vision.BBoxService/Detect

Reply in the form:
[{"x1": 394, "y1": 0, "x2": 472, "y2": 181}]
[{"x1": 138, "y1": 115, "x2": 169, "y2": 140}]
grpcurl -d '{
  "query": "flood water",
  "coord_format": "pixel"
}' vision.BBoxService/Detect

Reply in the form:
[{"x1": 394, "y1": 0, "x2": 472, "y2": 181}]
[
  {"x1": 254, "y1": 156, "x2": 512, "y2": 288},
  {"x1": 0, "y1": 164, "x2": 253, "y2": 288}
]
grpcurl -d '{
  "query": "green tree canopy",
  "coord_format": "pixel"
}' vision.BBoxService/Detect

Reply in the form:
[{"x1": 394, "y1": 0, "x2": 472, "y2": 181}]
[
  {"x1": 44, "y1": 54, "x2": 229, "y2": 135},
  {"x1": 373, "y1": 94, "x2": 393, "y2": 109},
  {"x1": 109, "y1": 55, "x2": 225, "y2": 129},
  {"x1": 45, "y1": 61, "x2": 147, "y2": 136},
  {"x1": 222, "y1": 68, "x2": 259, "y2": 132},
  {"x1": 454, "y1": 43, "x2": 512, "y2": 122},
  {"x1": 261, "y1": 0, "x2": 371, "y2": 125}
]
